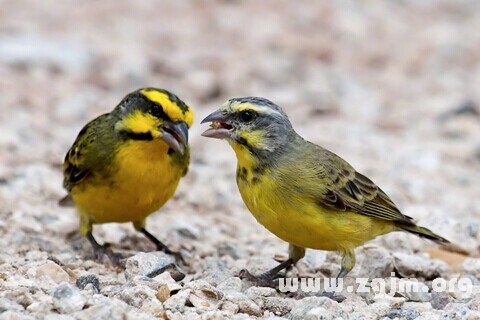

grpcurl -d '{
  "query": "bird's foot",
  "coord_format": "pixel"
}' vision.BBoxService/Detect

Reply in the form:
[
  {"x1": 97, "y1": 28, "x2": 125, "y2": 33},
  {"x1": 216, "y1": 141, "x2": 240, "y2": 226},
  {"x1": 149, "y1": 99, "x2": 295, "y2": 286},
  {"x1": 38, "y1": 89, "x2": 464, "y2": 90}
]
[
  {"x1": 287, "y1": 289, "x2": 345, "y2": 302},
  {"x1": 158, "y1": 246, "x2": 186, "y2": 266},
  {"x1": 145, "y1": 262, "x2": 185, "y2": 281},
  {"x1": 320, "y1": 290, "x2": 346, "y2": 302},
  {"x1": 92, "y1": 244, "x2": 125, "y2": 269},
  {"x1": 238, "y1": 269, "x2": 278, "y2": 288},
  {"x1": 140, "y1": 228, "x2": 186, "y2": 266}
]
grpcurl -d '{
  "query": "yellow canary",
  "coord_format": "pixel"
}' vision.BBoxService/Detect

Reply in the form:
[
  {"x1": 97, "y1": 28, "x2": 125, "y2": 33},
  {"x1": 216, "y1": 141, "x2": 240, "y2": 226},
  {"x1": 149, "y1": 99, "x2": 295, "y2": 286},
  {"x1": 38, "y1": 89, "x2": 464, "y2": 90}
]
[
  {"x1": 61, "y1": 88, "x2": 193, "y2": 266},
  {"x1": 201, "y1": 97, "x2": 448, "y2": 287}
]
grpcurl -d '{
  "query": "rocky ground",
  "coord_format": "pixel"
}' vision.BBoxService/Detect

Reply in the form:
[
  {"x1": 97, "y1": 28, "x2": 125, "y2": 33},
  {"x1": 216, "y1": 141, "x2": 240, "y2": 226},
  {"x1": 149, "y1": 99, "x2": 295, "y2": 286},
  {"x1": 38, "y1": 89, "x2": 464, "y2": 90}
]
[{"x1": 1, "y1": 1, "x2": 480, "y2": 319}]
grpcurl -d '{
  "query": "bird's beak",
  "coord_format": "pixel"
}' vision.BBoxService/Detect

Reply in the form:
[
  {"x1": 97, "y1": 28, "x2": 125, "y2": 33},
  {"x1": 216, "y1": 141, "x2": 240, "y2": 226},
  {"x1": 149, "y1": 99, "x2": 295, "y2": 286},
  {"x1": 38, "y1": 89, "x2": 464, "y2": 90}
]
[
  {"x1": 201, "y1": 109, "x2": 233, "y2": 139},
  {"x1": 160, "y1": 121, "x2": 189, "y2": 155}
]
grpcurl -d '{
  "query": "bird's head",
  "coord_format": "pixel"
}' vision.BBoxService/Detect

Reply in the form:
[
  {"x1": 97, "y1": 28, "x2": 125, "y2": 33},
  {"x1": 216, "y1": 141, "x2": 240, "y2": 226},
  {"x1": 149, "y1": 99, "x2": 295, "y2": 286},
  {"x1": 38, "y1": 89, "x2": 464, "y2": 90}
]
[
  {"x1": 114, "y1": 88, "x2": 193, "y2": 155},
  {"x1": 201, "y1": 97, "x2": 294, "y2": 155}
]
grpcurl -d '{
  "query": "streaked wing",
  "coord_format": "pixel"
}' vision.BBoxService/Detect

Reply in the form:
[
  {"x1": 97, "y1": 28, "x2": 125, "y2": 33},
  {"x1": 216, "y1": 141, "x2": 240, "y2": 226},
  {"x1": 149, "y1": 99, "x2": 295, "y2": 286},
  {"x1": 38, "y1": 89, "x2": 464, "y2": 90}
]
[
  {"x1": 317, "y1": 150, "x2": 413, "y2": 224},
  {"x1": 63, "y1": 114, "x2": 109, "y2": 191}
]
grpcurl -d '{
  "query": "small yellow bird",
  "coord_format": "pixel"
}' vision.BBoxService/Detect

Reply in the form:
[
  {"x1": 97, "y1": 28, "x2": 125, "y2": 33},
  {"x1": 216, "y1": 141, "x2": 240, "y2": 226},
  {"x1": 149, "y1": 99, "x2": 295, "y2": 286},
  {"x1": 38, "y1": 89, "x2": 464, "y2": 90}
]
[
  {"x1": 61, "y1": 88, "x2": 193, "y2": 266},
  {"x1": 202, "y1": 97, "x2": 448, "y2": 286}
]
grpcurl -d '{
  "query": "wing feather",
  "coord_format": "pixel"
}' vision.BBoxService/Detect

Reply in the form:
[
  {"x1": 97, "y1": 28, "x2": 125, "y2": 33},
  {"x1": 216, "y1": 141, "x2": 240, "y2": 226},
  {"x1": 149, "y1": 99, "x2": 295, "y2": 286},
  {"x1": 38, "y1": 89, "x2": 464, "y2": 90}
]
[
  {"x1": 63, "y1": 114, "x2": 110, "y2": 192},
  {"x1": 315, "y1": 150, "x2": 413, "y2": 224}
]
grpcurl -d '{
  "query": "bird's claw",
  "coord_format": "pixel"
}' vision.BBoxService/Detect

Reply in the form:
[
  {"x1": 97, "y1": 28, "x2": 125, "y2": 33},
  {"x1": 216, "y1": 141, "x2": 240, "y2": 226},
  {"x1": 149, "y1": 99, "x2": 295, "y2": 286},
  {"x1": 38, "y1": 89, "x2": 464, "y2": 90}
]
[
  {"x1": 146, "y1": 262, "x2": 186, "y2": 281},
  {"x1": 160, "y1": 247, "x2": 186, "y2": 266},
  {"x1": 172, "y1": 251, "x2": 186, "y2": 266},
  {"x1": 238, "y1": 269, "x2": 277, "y2": 288},
  {"x1": 238, "y1": 268, "x2": 346, "y2": 302},
  {"x1": 287, "y1": 289, "x2": 345, "y2": 302},
  {"x1": 320, "y1": 290, "x2": 346, "y2": 302},
  {"x1": 92, "y1": 245, "x2": 125, "y2": 269}
]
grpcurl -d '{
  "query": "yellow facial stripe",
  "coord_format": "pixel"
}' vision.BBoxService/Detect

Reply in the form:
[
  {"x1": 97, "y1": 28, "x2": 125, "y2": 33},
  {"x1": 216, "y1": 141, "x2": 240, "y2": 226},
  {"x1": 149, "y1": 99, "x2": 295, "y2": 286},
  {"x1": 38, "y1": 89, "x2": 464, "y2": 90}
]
[
  {"x1": 114, "y1": 110, "x2": 161, "y2": 138},
  {"x1": 237, "y1": 129, "x2": 273, "y2": 151},
  {"x1": 140, "y1": 89, "x2": 194, "y2": 127},
  {"x1": 235, "y1": 104, "x2": 262, "y2": 113}
]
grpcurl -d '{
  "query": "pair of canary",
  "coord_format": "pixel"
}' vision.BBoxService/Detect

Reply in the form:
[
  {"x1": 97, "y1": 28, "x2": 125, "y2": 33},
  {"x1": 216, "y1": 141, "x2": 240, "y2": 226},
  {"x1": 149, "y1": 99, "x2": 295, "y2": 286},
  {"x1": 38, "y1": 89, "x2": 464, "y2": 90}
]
[{"x1": 61, "y1": 88, "x2": 448, "y2": 286}]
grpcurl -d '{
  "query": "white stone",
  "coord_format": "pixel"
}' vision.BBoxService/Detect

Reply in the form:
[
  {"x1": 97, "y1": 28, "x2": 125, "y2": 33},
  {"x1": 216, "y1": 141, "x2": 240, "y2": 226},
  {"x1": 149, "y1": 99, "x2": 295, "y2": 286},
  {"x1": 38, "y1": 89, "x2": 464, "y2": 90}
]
[
  {"x1": 125, "y1": 252, "x2": 176, "y2": 280},
  {"x1": 35, "y1": 261, "x2": 70, "y2": 283},
  {"x1": 52, "y1": 283, "x2": 86, "y2": 314},
  {"x1": 393, "y1": 252, "x2": 447, "y2": 279}
]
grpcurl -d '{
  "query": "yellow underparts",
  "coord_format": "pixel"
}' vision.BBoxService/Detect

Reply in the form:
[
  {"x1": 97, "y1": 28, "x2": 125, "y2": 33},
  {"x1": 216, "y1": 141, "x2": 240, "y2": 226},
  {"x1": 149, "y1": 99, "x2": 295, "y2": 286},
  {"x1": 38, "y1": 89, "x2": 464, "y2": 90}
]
[
  {"x1": 140, "y1": 89, "x2": 194, "y2": 127},
  {"x1": 230, "y1": 141, "x2": 257, "y2": 170},
  {"x1": 233, "y1": 142, "x2": 395, "y2": 253},
  {"x1": 71, "y1": 139, "x2": 184, "y2": 235}
]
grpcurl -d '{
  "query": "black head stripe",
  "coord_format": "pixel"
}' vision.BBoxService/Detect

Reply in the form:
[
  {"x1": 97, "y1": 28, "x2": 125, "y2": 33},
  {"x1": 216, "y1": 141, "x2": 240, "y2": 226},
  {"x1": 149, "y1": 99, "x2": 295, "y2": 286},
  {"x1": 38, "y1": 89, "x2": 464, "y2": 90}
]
[
  {"x1": 118, "y1": 130, "x2": 154, "y2": 141},
  {"x1": 229, "y1": 97, "x2": 288, "y2": 119},
  {"x1": 229, "y1": 97, "x2": 276, "y2": 107},
  {"x1": 118, "y1": 91, "x2": 169, "y2": 120},
  {"x1": 141, "y1": 87, "x2": 190, "y2": 114}
]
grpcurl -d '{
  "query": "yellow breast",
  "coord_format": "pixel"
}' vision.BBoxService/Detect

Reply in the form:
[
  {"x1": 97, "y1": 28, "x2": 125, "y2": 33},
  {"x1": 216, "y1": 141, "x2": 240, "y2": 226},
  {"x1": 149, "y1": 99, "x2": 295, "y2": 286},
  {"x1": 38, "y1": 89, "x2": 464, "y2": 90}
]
[
  {"x1": 72, "y1": 139, "x2": 186, "y2": 224},
  {"x1": 238, "y1": 172, "x2": 393, "y2": 251},
  {"x1": 233, "y1": 144, "x2": 393, "y2": 251}
]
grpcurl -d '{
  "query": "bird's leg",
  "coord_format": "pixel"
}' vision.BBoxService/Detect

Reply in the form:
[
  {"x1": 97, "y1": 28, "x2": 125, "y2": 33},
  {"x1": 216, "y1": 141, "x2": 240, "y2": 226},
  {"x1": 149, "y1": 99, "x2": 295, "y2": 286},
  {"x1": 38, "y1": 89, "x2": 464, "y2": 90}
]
[
  {"x1": 86, "y1": 231, "x2": 124, "y2": 268},
  {"x1": 322, "y1": 249, "x2": 355, "y2": 302},
  {"x1": 139, "y1": 227, "x2": 175, "y2": 253},
  {"x1": 337, "y1": 248, "x2": 355, "y2": 282},
  {"x1": 239, "y1": 244, "x2": 305, "y2": 288},
  {"x1": 139, "y1": 228, "x2": 185, "y2": 265}
]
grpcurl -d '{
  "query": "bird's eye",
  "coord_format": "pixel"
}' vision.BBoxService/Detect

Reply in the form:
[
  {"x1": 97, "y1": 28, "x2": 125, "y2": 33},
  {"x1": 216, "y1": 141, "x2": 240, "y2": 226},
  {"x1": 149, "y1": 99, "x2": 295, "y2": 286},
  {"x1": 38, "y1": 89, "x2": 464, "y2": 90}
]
[
  {"x1": 240, "y1": 110, "x2": 256, "y2": 122},
  {"x1": 150, "y1": 105, "x2": 165, "y2": 119}
]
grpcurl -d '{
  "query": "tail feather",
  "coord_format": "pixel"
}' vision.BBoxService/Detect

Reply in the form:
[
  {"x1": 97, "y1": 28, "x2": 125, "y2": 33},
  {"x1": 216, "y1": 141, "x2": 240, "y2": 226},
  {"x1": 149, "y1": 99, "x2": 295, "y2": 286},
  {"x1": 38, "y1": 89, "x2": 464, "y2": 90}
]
[{"x1": 398, "y1": 223, "x2": 450, "y2": 245}]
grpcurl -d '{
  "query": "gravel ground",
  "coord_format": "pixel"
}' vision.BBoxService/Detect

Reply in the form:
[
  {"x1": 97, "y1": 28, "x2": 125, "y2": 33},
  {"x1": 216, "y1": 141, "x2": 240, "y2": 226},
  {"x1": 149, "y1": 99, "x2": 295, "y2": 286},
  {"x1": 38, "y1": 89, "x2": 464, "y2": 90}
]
[{"x1": 1, "y1": 1, "x2": 480, "y2": 319}]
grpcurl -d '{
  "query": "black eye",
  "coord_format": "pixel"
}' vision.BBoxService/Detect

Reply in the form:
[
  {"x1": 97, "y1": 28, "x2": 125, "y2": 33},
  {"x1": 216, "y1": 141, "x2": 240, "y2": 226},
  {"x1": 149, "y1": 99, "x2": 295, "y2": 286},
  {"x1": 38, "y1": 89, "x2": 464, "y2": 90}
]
[
  {"x1": 150, "y1": 104, "x2": 166, "y2": 119},
  {"x1": 240, "y1": 110, "x2": 255, "y2": 122}
]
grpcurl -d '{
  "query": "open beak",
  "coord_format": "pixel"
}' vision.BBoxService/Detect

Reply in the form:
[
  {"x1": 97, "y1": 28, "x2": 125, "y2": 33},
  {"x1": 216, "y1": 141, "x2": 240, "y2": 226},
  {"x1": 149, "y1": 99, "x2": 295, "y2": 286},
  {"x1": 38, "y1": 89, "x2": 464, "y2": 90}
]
[
  {"x1": 160, "y1": 121, "x2": 188, "y2": 155},
  {"x1": 201, "y1": 109, "x2": 233, "y2": 139}
]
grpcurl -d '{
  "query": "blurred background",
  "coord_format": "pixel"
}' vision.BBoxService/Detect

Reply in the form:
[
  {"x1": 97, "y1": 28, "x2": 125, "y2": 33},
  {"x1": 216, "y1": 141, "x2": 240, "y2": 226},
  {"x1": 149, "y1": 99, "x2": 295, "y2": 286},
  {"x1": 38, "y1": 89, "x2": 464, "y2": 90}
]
[{"x1": 0, "y1": 0, "x2": 480, "y2": 318}]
